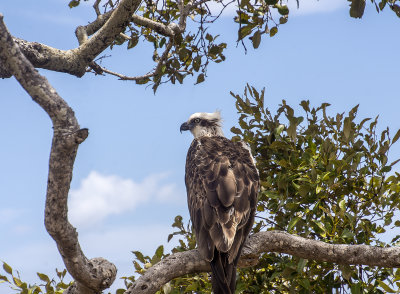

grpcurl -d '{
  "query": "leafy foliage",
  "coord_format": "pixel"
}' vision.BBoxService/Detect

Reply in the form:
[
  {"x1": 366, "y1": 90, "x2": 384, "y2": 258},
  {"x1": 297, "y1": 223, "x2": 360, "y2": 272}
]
[
  {"x1": 229, "y1": 85, "x2": 400, "y2": 293},
  {"x1": 68, "y1": 0, "x2": 400, "y2": 90},
  {"x1": 0, "y1": 262, "x2": 71, "y2": 294},
  {"x1": 118, "y1": 85, "x2": 400, "y2": 293},
  {"x1": 118, "y1": 216, "x2": 213, "y2": 293}
]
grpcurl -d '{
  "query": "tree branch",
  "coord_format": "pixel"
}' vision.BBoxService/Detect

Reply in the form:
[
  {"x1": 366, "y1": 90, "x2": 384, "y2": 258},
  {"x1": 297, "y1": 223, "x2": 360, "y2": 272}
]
[
  {"x1": 0, "y1": 0, "x2": 142, "y2": 78},
  {"x1": 126, "y1": 230, "x2": 400, "y2": 294},
  {"x1": 0, "y1": 14, "x2": 117, "y2": 293},
  {"x1": 131, "y1": 15, "x2": 180, "y2": 37},
  {"x1": 0, "y1": 0, "x2": 199, "y2": 80}
]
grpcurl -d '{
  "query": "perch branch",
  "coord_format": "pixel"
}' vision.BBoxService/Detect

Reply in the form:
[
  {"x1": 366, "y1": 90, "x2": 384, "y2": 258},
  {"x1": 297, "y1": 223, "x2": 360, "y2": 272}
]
[{"x1": 126, "y1": 230, "x2": 400, "y2": 294}]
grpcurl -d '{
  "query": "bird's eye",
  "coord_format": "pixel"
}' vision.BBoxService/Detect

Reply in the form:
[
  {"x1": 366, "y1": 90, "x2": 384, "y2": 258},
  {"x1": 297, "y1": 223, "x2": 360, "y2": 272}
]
[{"x1": 194, "y1": 118, "x2": 200, "y2": 123}]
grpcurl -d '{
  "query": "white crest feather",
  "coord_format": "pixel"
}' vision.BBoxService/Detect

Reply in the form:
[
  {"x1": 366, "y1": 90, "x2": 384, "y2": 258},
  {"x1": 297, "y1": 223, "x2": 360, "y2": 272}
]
[{"x1": 186, "y1": 111, "x2": 224, "y2": 138}]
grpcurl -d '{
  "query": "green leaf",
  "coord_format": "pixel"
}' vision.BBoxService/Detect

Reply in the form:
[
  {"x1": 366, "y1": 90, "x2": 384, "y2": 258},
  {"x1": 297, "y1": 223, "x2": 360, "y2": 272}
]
[
  {"x1": 350, "y1": 282, "x2": 361, "y2": 294},
  {"x1": 265, "y1": 0, "x2": 278, "y2": 4},
  {"x1": 341, "y1": 228, "x2": 355, "y2": 240},
  {"x1": 2, "y1": 262, "x2": 12, "y2": 275},
  {"x1": 287, "y1": 122, "x2": 296, "y2": 142},
  {"x1": 340, "y1": 264, "x2": 353, "y2": 281},
  {"x1": 349, "y1": 0, "x2": 366, "y2": 18},
  {"x1": 37, "y1": 273, "x2": 50, "y2": 283},
  {"x1": 381, "y1": 166, "x2": 391, "y2": 173},
  {"x1": 155, "y1": 245, "x2": 164, "y2": 258},
  {"x1": 252, "y1": 31, "x2": 261, "y2": 49},
  {"x1": 193, "y1": 56, "x2": 201, "y2": 72},
  {"x1": 275, "y1": 4, "x2": 289, "y2": 15},
  {"x1": 279, "y1": 16, "x2": 288, "y2": 24},
  {"x1": 196, "y1": 73, "x2": 205, "y2": 84},
  {"x1": 392, "y1": 4, "x2": 400, "y2": 17},
  {"x1": 13, "y1": 276, "x2": 22, "y2": 287},
  {"x1": 127, "y1": 35, "x2": 139, "y2": 49},
  {"x1": 339, "y1": 199, "x2": 346, "y2": 211},
  {"x1": 231, "y1": 127, "x2": 242, "y2": 135},
  {"x1": 159, "y1": 37, "x2": 166, "y2": 48},
  {"x1": 238, "y1": 25, "x2": 253, "y2": 41},
  {"x1": 68, "y1": 0, "x2": 80, "y2": 8},
  {"x1": 343, "y1": 117, "x2": 351, "y2": 139},
  {"x1": 0, "y1": 275, "x2": 9, "y2": 283},
  {"x1": 287, "y1": 217, "x2": 301, "y2": 232},
  {"x1": 270, "y1": 26, "x2": 278, "y2": 37},
  {"x1": 379, "y1": 0, "x2": 386, "y2": 10},
  {"x1": 172, "y1": 215, "x2": 183, "y2": 228},
  {"x1": 296, "y1": 258, "x2": 307, "y2": 273},
  {"x1": 392, "y1": 129, "x2": 400, "y2": 144},
  {"x1": 299, "y1": 278, "x2": 310, "y2": 290},
  {"x1": 377, "y1": 280, "x2": 396, "y2": 293},
  {"x1": 133, "y1": 261, "x2": 142, "y2": 272},
  {"x1": 132, "y1": 251, "x2": 146, "y2": 263}
]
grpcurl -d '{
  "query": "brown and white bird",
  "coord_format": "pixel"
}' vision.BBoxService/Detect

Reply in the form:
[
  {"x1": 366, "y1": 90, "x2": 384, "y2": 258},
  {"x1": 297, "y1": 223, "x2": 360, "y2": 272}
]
[{"x1": 180, "y1": 111, "x2": 259, "y2": 294}]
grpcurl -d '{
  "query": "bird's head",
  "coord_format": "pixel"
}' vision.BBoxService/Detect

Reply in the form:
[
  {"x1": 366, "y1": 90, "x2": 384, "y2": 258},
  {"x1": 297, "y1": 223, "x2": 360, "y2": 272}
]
[{"x1": 180, "y1": 111, "x2": 224, "y2": 138}]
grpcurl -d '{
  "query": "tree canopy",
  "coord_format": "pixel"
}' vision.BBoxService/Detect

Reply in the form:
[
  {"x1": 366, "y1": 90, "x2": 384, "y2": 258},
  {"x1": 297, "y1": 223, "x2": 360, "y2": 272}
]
[{"x1": 0, "y1": 0, "x2": 400, "y2": 293}]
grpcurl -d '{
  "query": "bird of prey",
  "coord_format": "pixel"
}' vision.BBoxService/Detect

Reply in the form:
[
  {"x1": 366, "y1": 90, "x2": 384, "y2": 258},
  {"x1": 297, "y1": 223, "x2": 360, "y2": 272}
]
[{"x1": 180, "y1": 111, "x2": 259, "y2": 294}]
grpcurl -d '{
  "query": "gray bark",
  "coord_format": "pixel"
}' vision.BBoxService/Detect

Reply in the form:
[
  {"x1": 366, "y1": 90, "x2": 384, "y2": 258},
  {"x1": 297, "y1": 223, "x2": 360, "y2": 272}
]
[
  {"x1": 0, "y1": 14, "x2": 116, "y2": 294},
  {"x1": 0, "y1": 0, "x2": 142, "y2": 78},
  {"x1": 127, "y1": 230, "x2": 400, "y2": 294}
]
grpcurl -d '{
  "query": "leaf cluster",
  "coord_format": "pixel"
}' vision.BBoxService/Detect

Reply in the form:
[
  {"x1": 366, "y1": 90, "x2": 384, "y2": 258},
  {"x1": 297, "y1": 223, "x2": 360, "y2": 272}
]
[
  {"x1": 229, "y1": 85, "x2": 400, "y2": 293},
  {"x1": 67, "y1": 0, "x2": 400, "y2": 89},
  {"x1": 115, "y1": 215, "x2": 211, "y2": 293},
  {"x1": 0, "y1": 262, "x2": 71, "y2": 294}
]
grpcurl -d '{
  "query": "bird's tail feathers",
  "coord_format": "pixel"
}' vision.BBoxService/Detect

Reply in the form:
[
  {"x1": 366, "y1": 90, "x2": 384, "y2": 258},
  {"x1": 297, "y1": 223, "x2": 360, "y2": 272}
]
[{"x1": 210, "y1": 251, "x2": 236, "y2": 294}]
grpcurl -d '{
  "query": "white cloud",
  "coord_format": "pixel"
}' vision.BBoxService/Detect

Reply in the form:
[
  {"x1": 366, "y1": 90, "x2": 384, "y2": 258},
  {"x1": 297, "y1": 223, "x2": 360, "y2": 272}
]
[{"x1": 68, "y1": 171, "x2": 182, "y2": 228}]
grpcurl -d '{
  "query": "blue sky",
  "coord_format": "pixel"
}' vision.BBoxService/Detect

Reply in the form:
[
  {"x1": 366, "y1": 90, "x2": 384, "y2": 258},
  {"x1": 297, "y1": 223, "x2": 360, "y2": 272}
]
[{"x1": 1, "y1": 0, "x2": 400, "y2": 292}]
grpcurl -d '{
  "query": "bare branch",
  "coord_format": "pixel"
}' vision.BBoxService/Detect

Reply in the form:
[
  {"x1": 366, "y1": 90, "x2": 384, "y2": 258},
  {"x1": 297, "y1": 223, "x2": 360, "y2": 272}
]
[
  {"x1": 0, "y1": 14, "x2": 117, "y2": 293},
  {"x1": 96, "y1": 39, "x2": 173, "y2": 81},
  {"x1": 242, "y1": 231, "x2": 400, "y2": 268},
  {"x1": 126, "y1": 230, "x2": 400, "y2": 294},
  {"x1": 75, "y1": 0, "x2": 143, "y2": 69},
  {"x1": 131, "y1": 15, "x2": 180, "y2": 37},
  {"x1": 99, "y1": 66, "x2": 154, "y2": 80},
  {"x1": 93, "y1": 0, "x2": 102, "y2": 16}
]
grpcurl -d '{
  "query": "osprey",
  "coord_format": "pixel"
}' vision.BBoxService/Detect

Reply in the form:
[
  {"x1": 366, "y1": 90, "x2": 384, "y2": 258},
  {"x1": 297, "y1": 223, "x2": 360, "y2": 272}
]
[{"x1": 180, "y1": 111, "x2": 259, "y2": 294}]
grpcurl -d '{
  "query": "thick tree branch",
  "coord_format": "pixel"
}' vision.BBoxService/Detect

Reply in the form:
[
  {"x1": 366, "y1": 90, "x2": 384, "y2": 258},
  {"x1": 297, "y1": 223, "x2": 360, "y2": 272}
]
[
  {"x1": 0, "y1": 14, "x2": 116, "y2": 293},
  {"x1": 131, "y1": 15, "x2": 180, "y2": 37},
  {"x1": 75, "y1": 0, "x2": 142, "y2": 65},
  {"x1": 241, "y1": 231, "x2": 400, "y2": 267},
  {"x1": 0, "y1": 0, "x2": 198, "y2": 80},
  {"x1": 127, "y1": 230, "x2": 400, "y2": 294},
  {"x1": 0, "y1": 0, "x2": 142, "y2": 78}
]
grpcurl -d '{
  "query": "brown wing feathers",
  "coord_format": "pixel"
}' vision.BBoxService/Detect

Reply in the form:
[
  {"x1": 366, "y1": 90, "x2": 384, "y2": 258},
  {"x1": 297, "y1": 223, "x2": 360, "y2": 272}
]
[{"x1": 185, "y1": 136, "x2": 259, "y2": 294}]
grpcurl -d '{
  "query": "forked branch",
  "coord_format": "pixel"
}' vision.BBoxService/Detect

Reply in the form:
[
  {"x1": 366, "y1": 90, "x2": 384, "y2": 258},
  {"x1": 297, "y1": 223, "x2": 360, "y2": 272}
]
[{"x1": 0, "y1": 14, "x2": 117, "y2": 294}]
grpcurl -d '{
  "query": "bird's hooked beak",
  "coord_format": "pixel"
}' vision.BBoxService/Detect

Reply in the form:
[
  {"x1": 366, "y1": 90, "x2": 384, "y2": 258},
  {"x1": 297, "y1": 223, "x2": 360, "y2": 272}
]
[{"x1": 180, "y1": 122, "x2": 190, "y2": 133}]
